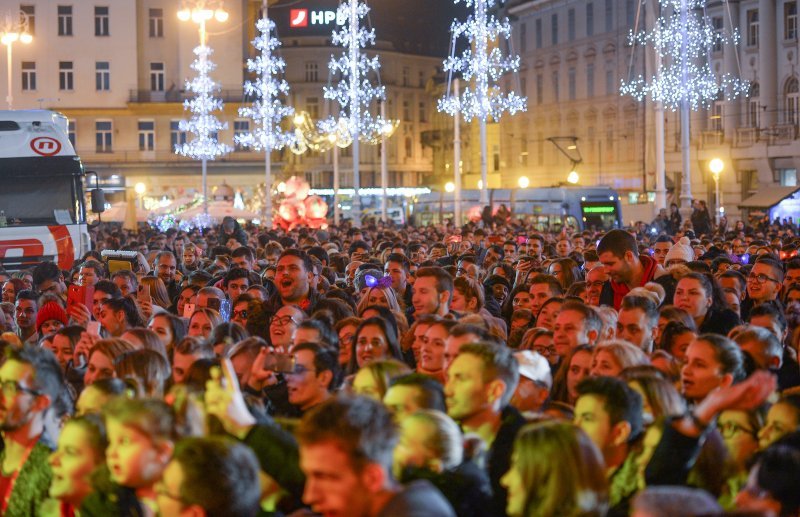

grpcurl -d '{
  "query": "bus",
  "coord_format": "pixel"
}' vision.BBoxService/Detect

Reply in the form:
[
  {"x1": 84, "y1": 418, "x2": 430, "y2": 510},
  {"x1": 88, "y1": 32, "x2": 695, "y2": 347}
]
[
  {"x1": 412, "y1": 186, "x2": 623, "y2": 231},
  {"x1": 0, "y1": 110, "x2": 92, "y2": 271}
]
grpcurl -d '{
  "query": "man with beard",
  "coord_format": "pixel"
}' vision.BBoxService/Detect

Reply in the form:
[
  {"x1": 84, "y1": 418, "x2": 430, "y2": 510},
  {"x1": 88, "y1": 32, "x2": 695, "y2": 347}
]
[
  {"x1": 597, "y1": 230, "x2": 666, "y2": 310},
  {"x1": 265, "y1": 250, "x2": 321, "y2": 315},
  {"x1": 0, "y1": 346, "x2": 64, "y2": 516}
]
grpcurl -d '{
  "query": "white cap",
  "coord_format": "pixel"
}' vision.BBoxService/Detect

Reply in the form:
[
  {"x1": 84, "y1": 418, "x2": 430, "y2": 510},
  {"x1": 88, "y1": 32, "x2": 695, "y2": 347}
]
[{"x1": 514, "y1": 350, "x2": 552, "y2": 390}]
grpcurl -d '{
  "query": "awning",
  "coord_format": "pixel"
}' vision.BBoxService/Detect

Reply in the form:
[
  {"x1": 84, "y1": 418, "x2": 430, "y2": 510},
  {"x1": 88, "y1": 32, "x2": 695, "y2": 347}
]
[{"x1": 739, "y1": 186, "x2": 800, "y2": 208}]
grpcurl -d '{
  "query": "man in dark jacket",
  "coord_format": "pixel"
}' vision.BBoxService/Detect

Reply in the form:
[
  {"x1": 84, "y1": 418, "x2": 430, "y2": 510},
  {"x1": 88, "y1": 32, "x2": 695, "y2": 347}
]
[
  {"x1": 263, "y1": 249, "x2": 322, "y2": 316},
  {"x1": 445, "y1": 342, "x2": 525, "y2": 517},
  {"x1": 219, "y1": 216, "x2": 248, "y2": 247},
  {"x1": 597, "y1": 230, "x2": 666, "y2": 310}
]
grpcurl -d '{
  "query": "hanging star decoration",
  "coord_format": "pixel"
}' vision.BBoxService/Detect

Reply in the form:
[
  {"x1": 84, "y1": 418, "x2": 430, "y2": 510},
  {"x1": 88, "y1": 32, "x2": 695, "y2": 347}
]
[
  {"x1": 438, "y1": 0, "x2": 527, "y2": 121},
  {"x1": 620, "y1": 0, "x2": 749, "y2": 111}
]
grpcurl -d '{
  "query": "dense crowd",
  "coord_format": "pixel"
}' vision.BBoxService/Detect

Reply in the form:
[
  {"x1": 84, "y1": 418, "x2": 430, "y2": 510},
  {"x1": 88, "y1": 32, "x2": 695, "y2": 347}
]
[{"x1": 1, "y1": 209, "x2": 800, "y2": 517}]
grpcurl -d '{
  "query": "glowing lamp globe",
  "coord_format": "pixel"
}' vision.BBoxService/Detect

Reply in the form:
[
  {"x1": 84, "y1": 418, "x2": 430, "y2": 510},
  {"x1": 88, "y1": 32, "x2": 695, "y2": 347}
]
[
  {"x1": 518, "y1": 176, "x2": 530, "y2": 188},
  {"x1": 445, "y1": 182, "x2": 455, "y2": 193},
  {"x1": 567, "y1": 171, "x2": 580, "y2": 184}
]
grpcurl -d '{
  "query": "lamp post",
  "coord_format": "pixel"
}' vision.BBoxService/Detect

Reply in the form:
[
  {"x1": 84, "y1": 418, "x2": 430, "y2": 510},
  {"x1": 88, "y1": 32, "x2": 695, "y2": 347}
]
[
  {"x1": 1, "y1": 10, "x2": 32, "y2": 110},
  {"x1": 709, "y1": 158, "x2": 724, "y2": 225},
  {"x1": 134, "y1": 182, "x2": 146, "y2": 209},
  {"x1": 176, "y1": 1, "x2": 229, "y2": 215}
]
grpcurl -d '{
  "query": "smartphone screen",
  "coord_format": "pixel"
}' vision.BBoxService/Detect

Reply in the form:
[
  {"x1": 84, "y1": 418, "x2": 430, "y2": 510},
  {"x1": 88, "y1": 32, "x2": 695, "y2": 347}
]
[
  {"x1": 87, "y1": 321, "x2": 101, "y2": 337},
  {"x1": 137, "y1": 284, "x2": 152, "y2": 303},
  {"x1": 263, "y1": 353, "x2": 295, "y2": 373}
]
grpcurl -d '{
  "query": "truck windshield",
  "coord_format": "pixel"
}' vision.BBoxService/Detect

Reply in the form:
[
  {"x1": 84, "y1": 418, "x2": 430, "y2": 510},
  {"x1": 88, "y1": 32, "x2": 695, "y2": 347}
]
[{"x1": 0, "y1": 157, "x2": 84, "y2": 226}]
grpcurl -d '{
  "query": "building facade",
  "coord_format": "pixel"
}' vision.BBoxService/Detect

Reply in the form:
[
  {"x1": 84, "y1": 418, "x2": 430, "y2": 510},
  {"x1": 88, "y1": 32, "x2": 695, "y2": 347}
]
[
  {"x1": 503, "y1": 0, "x2": 800, "y2": 222},
  {"x1": 0, "y1": 0, "x2": 452, "y2": 208}
]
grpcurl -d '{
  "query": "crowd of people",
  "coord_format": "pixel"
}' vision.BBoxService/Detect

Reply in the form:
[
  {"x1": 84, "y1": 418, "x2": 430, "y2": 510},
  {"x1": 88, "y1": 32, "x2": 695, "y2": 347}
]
[{"x1": 1, "y1": 211, "x2": 800, "y2": 516}]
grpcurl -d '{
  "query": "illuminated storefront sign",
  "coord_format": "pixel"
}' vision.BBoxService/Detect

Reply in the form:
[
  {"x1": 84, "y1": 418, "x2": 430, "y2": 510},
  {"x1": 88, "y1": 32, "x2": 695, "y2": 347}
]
[{"x1": 289, "y1": 8, "x2": 345, "y2": 28}]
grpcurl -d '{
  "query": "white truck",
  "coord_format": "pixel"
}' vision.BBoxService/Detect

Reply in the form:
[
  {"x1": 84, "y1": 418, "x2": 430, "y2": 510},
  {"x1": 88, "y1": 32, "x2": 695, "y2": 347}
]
[{"x1": 0, "y1": 110, "x2": 93, "y2": 272}]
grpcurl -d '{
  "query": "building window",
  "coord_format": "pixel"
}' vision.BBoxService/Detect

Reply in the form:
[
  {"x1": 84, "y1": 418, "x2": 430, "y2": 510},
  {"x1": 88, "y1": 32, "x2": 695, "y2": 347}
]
[
  {"x1": 536, "y1": 74, "x2": 543, "y2": 104},
  {"x1": 20, "y1": 5, "x2": 35, "y2": 35},
  {"x1": 170, "y1": 120, "x2": 187, "y2": 148},
  {"x1": 402, "y1": 67, "x2": 410, "y2": 87},
  {"x1": 150, "y1": 62, "x2": 164, "y2": 91},
  {"x1": 67, "y1": 120, "x2": 76, "y2": 148},
  {"x1": 418, "y1": 102, "x2": 426, "y2": 123},
  {"x1": 234, "y1": 120, "x2": 250, "y2": 151},
  {"x1": 305, "y1": 61, "x2": 318, "y2": 82},
  {"x1": 586, "y1": 2, "x2": 594, "y2": 37},
  {"x1": 786, "y1": 2, "x2": 798, "y2": 40},
  {"x1": 568, "y1": 67, "x2": 576, "y2": 100},
  {"x1": 552, "y1": 71, "x2": 559, "y2": 102},
  {"x1": 149, "y1": 8, "x2": 163, "y2": 38},
  {"x1": 606, "y1": 69, "x2": 614, "y2": 95},
  {"x1": 605, "y1": 0, "x2": 613, "y2": 32},
  {"x1": 405, "y1": 136, "x2": 413, "y2": 158},
  {"x1": 587, "y1": 63, "x2": 595, "y2": 97},
  {"x1": 781, "y1": 169, "x2": 798, "y2": 186},
  {"x1": 520, "y1": 76, "x2": 527, "y2": 97},
  {"x1": 58, "y1": 5, "x2": 72, "y2": 36},
  {"x1": 96, "y1": 121, "x2": 113, "y2": 153},
  {"x1": 626, "y1": 0, "x2": 635, "y2": 28},
  {"x1": 535, "y1": 18, "x2": 542, "y2": 48},
  {"x1": 21, "y1": 61, "x2": 36, "y2": 91},
  {"x1": 520, "y1": 22, "x2": 527, "y2": 53},
  {"x1": 786, "y1": 77, "x2": 799, "y2": 125},
  {"x1": 95, "y1": 6, "x2": 109, "y2": 36},
  {"x1": 711, "y1": 100, "x2": 724, "y2": 131},
  {"x1": 306, "y1": 97, "x2": 319, "y2": 118},
  {"x1": 712, "y1": 17, "x2": 723, "y2": 52},
  {"x1": 568, "y1": 9, "x2": 575, "y2": 41},
  {"x1": 95, "y1": 62, "x2": 110, "y2": 91},
  {"x1": 403, "y1": 100, "x2": 411, "y2": 121},
  {"x1": 747, "y1": 82, "x2": 761, "y2": 128},
  {"x1": 138, "y1": 121, "x2": 155, "y2": 151},
  {"x1": 551, "y1": 14, "x2": 558, "y2": 45},
  {"x1": 419, "y1": 71, "x2": 425, "y2": 87},
  {"x1": 59, "y1": 61, "x2": 73, "y2": 91},
  {"x1": 747, "y1": 9, "x2": 759, "y2": 47}
]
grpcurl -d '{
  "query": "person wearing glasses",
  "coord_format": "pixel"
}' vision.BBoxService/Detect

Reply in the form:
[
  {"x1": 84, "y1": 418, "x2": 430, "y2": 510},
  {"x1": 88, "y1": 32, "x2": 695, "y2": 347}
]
[
  {"x1": 0, "y1": 345, "x2": 65, "y2": 516},
  {"x1": 742, "y1": 256, "x2": 785, "y2": 321},
  {"x1": 286, "y1": 342, "x2": 340, "y2": 415}
]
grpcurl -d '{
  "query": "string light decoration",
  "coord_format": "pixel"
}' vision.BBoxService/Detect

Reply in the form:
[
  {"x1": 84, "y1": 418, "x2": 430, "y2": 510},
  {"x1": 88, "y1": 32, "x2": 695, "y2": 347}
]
[
  {"x1": 321, "y1": 0, "x2": 388, "y2": 139},
  {"x1": 175, "y1": 44, "x2": 232, "y2": 160},
  {"x1": 438, "y1": 0, "x2": 527, "y2": 122},
  {"x1": 620, "y1": 0, "x2": 749, "y2": 111},
  {"x1": 236, "y1": 17, "x2": 294, "y2": 152}
]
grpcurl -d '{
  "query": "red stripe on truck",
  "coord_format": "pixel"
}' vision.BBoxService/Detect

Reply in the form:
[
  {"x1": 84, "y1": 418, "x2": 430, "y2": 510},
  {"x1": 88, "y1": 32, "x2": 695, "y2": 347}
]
[{"x1": 49, "y1": 225, "x2": 75, "y2": 270}]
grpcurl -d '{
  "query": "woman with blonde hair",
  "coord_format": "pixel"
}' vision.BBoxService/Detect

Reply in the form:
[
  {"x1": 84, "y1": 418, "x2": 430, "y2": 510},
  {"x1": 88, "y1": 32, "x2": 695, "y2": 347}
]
[
  {"x1": 356, "y1": 284, "x2": 403, "y2": 316},
  {"x1": 501, "y1": 420, "x2": 608, "y2": 517},
  {"x1": 138, "y1": 275, "x2": 171, "y2": 310},
  {"x1": 590, "y1": 340, "x2": 650, "y2": 378}
]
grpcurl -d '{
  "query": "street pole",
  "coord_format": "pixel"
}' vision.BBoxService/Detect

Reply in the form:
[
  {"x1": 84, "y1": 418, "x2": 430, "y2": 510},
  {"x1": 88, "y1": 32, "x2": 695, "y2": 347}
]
[
  {"x1": 262, "y1": 0, "x2": 272, "y2": 226},
  {"x1": 650, "y1": 0, "x2": 666, "y2": 214},
  {"x1": 5, "y1": 41, "x2": 11, "y2": 110},
  {"x1": 714, "y1": 173, "x2": 720, "y2": 225},
  {"x1": 348, "y1": 0, "x2": 361, "y2": 227},
  {"x1": 454, "y1": 78, "x2": 462, "y2": 227},
  {"x1": 199, "y1": 18, "x2": 209, "y2": 215},
  {"x1": 476, "y1": 0, "x2": 488, "y2": 205},
  {"x1": 678, "y1": 0, "x2": 692, "y2": 215},
  {"x1": 381, "y1": 100, "x2": 388, "y2": 222},
  {"x1": 333, "y1": 145, "x2": 340, "y2": 226}
]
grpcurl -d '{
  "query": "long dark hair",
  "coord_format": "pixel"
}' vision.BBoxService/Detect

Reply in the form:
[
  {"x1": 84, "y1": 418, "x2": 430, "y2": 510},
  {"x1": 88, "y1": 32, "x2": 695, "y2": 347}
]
[{"x1": 347, "y1": 317, "x2": 403, "y2": 374}]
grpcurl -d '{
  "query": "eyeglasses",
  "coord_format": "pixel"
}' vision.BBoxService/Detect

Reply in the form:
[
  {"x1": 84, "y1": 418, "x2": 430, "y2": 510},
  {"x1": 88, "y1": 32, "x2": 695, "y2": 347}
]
[
  {"x1": 271, "y1": 315, "x2": 299, "y2": 327},
  {"x1": 586, "y1": 281, "x2": 605, "y2": 289},
  {"x1": 0, "y1": 379, "x2": 40, "y2": 397},
  {"x1": 532, "y1": 345, "x2": 556, "y2": 357},
  {"x1": 232, "y1": 310, "x2": 248, "y2": 319},
  {"x1": 286, "y1": 364, "x2": 316, "y2": 377},
  {"x1": 718, "y1": 421, "x2": 757, "y2": 439},
  {"x1": 748, "y1": 273, "x2": 781, "y2": 284}
]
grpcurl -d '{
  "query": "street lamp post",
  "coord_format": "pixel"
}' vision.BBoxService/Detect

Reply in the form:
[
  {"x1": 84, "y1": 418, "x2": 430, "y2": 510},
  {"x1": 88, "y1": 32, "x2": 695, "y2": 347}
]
[
  {"x1": 1, "y1": 10, "x2": 32, "y2": 110},
  {"x1": 177, "y1": 1, "x2": 229, "y2": 215},
  {"x1": 709, "y1": 158, "x2": 724, "y2": 226}
]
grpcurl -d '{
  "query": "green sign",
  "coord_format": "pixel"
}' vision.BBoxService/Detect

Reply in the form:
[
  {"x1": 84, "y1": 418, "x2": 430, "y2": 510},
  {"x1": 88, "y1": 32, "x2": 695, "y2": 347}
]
[{"x1": 583, "y1": 205, "x2": 616, "y2": 214}]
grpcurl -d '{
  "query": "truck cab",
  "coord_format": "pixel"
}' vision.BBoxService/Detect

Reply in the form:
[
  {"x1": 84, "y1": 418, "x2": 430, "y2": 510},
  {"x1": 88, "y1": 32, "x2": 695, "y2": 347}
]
[{"x1": 0, "y1": 110, "x2": 91, "y2": 272}]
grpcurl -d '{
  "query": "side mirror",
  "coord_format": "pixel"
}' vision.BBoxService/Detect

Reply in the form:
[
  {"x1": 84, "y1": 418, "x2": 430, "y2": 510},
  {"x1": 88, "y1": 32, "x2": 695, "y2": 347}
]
[{"x1": 90, "y1": 188, "x2": 106, "y2": 214}]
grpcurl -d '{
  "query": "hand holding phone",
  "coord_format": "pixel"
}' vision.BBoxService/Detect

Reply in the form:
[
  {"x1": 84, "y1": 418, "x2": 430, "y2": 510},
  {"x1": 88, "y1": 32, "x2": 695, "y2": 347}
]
[{"x1": 263, "y1": 352, "x2": 296, "y2": 374}]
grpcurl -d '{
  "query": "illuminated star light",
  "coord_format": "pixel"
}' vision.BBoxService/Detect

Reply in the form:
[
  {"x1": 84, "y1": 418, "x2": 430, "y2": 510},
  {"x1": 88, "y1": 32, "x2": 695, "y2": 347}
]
[
  {"x1": 438, "y1": 0, "x2": 528, "y2": 122},
  {"x1": 620, "y1": 0, "x2": 749, "y2": 111},
  {"x1": 236, "y1": 17, "x2": 295, "y2": 151},
  {"x1": 175, "y1": 44, "x2": 232, "y2": 160},
  {"x1": 320, "y1": 0, "x2": 390, "y2": 140}
]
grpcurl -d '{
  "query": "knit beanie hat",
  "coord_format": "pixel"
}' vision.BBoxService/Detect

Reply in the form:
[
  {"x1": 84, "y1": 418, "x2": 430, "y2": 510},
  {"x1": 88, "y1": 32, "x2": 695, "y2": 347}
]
[
  {"x1": 664, "y1": 236, "x2": 694, "y2": 264},
  {"x1": 36, "y1": 301, "x2": 68, "y2": 333}
]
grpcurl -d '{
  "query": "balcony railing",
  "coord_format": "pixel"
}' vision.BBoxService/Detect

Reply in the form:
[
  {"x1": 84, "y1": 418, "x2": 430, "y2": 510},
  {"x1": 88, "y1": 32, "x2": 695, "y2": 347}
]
[
  {"x1": 129, "y1": 89, "x2": 256, "y2": 103},
  {"x1": 767, "y1": 124, "x2": 797, "y2": 145},
  {"x1": 701, "y1": 130, "x2": 724, "y2": 148},
  {"x1": 736, "y1": 127, "x2": 757, "y2": 147},
  {"x1": 77, "y1": 148, "x2": 267, "y2": 164}
]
